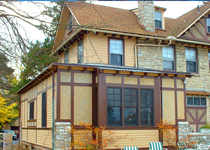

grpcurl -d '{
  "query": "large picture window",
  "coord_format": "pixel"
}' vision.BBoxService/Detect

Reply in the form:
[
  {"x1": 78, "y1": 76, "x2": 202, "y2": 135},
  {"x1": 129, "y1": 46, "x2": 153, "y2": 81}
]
[
  {"x1": 155, "y1": 11, "x2": 162, "y2": 28},
  {"x1": 42, "y1": 92, "x2": 47, "y2": 127},
  {"x1": 29, "y1": 101, "x2": 34, "y2": 120},
  {"x1": 185, "y1": 48, "x2": 197, "y2": 73},
  {"x1": 162, "y1": 46, "x2": 175, "y2": 70},
  {"x1": 187, "y1": 97, "x2": 206, "y2": 106},
  {"x1": 109, "y1": 39, "x2": 123, "y2": 66},
  {"x1": 107, "y1": 88, "x2": 154, "y2": 127}
]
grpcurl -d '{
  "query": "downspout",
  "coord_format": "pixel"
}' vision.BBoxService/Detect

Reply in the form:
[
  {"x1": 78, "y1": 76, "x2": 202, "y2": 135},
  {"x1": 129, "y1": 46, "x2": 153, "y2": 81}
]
[
  {"x1": 160, "y1": 74, "x2": 163, "y2": 142},
  {"x1": 134, "y1": 39, "x2": 172, "y2": 67},
  {"x1": 52, "y1": 68, "x2": 55, "y2": 150},
  {"x1": 19, "y1": 94, "x2": 21, "y2": 146}
]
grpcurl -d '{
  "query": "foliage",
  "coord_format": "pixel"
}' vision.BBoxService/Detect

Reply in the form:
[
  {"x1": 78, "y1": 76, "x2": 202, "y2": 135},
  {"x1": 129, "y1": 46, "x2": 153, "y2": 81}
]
[
  {"x1": 20, "y1": 37, "x2": 57, "y2": 87},
  {"x1": 200, "y1": 123, "x2": 210, "y2": 129},
  {"x1": 0, "y1": 96, "x2": 19, "y2": 129},
  {"x1": 66, "y1": 123, "x2": 132, "y2": 150},
  {"x1": 0, "y1": 53, "x2": 14, "y2": 91},
  {"x1": 157, "y1": 120, "x2": 178, "y2": 150}
]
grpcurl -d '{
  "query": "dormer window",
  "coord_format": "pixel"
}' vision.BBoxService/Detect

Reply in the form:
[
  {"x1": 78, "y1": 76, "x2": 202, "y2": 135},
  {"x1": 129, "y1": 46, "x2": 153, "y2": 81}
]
[
  {"x1": 68, "y1": 13, "x2": 73, "y2": 31},
  {"x1": 155, "y1": 11, "x2": 162, "y2": 28},
  {"x1": 207, "y1": 18, "x2": 210, "y2": 33}
]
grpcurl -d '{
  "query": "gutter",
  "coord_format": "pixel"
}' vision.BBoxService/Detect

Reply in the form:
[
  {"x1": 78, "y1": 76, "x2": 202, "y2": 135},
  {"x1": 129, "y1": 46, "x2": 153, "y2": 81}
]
[
  {"x1": 134, "y1": 39, "x2": 172, "y2": 67},
  {"x1": 51, "y1": 28, "x2": 210, "y2": 57}
]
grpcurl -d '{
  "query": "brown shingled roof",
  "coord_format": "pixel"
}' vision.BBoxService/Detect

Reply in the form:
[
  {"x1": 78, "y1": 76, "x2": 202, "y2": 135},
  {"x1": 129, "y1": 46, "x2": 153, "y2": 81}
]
[
  {"x1": 66, "y1": 1, "x2": 210, "y2": 38},
  {"x1": 186, "y1": 91, "x2": 210, "y2": 96}
]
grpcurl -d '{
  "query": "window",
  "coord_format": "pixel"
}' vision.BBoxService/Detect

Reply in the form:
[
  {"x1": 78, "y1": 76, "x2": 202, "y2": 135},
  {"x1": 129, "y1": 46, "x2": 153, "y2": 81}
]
[
  {"x1": 68, "y1": 13, "x2": 73, "y2": 31},
  {"x1": 187, "y1": 97, "x2": 206, "y2": 106},
  {"x1": 162, "y1": 46, "x2": 175, "y2": 70},
  {"x1": 29, "y1": 101, "x2": 34, "y2": 120},
  {"x1": 107, "y1": 88, "x2": 122, "y2": 126},
  {"x1": 185, "y1": 48, "x2": 197, "y2": 72},
  {"x1": 124, "y1": 89, "x2": 138, "y2": 126},
  {"x1": 42, "y1": 92, "x2": 46, "y2": 127},
  {"x1": 155, "y1": 11, "x2": 162, "y2": 28},
  {"x1": 140, "y1": 89, "x2": 153, "y2": 126},
  {"x1": 107, "y1": 88, "x2": 154, "y2": 127},
  {"x1": 109, "y1": 39, "x2": 123, "y2": 66},
  {"x1": 78, "y1": 40, "x2": 83, "y2": 63},
  {"x1": 64, "y1": 50, "x2": 69, "y2": 63},
  {"x1": 208, "y1": 51, "x2": 210, "y2": 69},
  {"x1": 207, "y1": 18, "x2": 210, "y2": 33}
]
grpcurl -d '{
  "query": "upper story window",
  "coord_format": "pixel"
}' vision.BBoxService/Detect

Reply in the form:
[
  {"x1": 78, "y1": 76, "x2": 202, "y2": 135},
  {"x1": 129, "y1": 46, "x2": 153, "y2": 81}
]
[
  {"x1": 155, "y1": 11, "x2": 162, "y2": 28},
  {"x1": 107, "y1": 87, "x2": 154, "y2": 127},
  {"x1": 29, "y1": 101, "x2": 34, "y2": 120},
  {"x1": 109, "y1": 39, "x2": 123, "y2": 66},
  {"x1": 162, "y1": 46, "x2": 175, "y2": 70},
  {"x1": 208, "y1": 50, "x2": 210, "y2": 69},
  {"x1": 207, "y1": 18, "x2": 210, "y2": 33},
  {"x1": 187, "y1": 97, "x2": 206, "y2": 106},
  {"x1": 185, "y1": 48, "x2": 197, "y2": 73},
  {"x1": 68, "y1": 13, "x2": 73, "y2": 31},
  {"x1": 78, "y1": 40, "x2": 83, "y2": 63},
  {"x1": 64, "y1": 50, "x2": 69, "y2": 63},
  {"x1": 42, "y1": 92, "x2": 46, "y2": 127}
]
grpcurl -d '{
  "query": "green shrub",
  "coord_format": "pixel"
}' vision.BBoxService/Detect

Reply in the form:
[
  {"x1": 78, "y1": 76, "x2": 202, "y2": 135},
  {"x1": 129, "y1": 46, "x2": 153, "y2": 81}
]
[{"x1": 200, "y1": 123, "x2": 210, "y2": 129}]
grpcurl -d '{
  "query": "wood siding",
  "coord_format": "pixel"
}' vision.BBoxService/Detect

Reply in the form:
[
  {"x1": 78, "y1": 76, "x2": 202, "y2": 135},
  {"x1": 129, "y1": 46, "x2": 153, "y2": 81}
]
[
  {"x1": 103, "y1": 130, "x2": 159, "y2": 149},
  {"x1": 37, "y1": 130, "x2": 52, "y2": 148}
]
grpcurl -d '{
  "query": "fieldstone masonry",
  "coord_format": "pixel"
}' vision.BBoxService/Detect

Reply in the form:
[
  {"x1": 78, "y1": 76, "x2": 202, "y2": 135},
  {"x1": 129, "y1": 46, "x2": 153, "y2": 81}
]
[
  {"x1": 178, "y1": 122, "x2": 192, "y2": 142},
  {"x1": 54, "y1": 122, "x2": 71, "y2": 150},
  {"x1": 138, "y1": 1, "x2": 155, "y2": 32}
]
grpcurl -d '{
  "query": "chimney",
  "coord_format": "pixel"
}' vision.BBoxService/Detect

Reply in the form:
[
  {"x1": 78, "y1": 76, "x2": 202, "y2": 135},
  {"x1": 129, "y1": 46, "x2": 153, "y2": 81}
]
[
  {"x1": 138, "y1": 1, "x2": 155, "y2": 32},
  {"x1": 197, "y1": 5, "x2": 200, "y2": 13}
]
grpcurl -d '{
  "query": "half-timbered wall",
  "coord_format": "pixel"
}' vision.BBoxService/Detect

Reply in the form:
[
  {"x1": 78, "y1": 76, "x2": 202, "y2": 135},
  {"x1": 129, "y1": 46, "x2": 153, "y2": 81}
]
[{"x1": 21, "y1": 74, "x2": 54, "y2": 149}]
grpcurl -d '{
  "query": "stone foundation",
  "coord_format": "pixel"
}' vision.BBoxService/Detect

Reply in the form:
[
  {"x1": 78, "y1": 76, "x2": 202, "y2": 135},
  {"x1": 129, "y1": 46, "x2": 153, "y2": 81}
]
[{"x1": 54, "y1": 122, "x2": 71, "y2": 150}]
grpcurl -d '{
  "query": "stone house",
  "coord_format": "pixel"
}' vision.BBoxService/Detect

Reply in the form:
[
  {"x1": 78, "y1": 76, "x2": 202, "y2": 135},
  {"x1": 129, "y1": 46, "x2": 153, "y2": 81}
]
[{"x1": 18, "y1": 1, "x2": 210, "y2": 149}]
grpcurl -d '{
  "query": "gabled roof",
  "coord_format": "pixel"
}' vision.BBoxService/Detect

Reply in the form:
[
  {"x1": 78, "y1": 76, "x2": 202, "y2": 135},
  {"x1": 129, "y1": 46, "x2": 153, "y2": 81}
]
[{"x1": 66, "y1": 1, "x2": 210, "y2": 38}]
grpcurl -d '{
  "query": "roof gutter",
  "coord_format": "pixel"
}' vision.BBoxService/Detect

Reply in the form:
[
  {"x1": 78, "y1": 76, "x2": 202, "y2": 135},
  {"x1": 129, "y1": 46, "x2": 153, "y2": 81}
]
[{"x1": 50, "y1": 28, "x2": 210, "y2": 57}]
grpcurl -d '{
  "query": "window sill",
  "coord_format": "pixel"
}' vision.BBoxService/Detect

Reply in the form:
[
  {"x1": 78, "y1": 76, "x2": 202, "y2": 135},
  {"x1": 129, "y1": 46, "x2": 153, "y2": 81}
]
[
  {"x1": 28, "y1": 119, "x2": 36, "y2": 122},
  {"x1": 206, "y1": 32, "x2": 210, "y2": 35},
  {"x1": 155, "y1": 27, "x2": 166, "y2": 31}
]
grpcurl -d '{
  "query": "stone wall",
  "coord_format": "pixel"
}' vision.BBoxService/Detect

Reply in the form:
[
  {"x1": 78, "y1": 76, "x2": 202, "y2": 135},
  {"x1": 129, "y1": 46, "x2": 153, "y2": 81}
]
[
  {"x1": 137, "y1": 45, "x2": 210, "y2": 92},
  {"x1": 54, "y1": 122, "x2": 71, "y2": 149},
  {"x1": 138, "y1": 1, "x2": 155, "y2": 32},
  {"x1": 137, "y1": 45, "x2": 163, "y2": 70}
]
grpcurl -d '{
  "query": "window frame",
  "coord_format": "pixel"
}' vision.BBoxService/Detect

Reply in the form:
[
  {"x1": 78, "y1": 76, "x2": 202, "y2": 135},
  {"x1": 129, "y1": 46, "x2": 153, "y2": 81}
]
[
  {"x1": 162, "y1": 46, "x2": 175, "y2": 71},
  {"x1": 155, "y1": 11, "x2": 162, "y2": 29},
  {"x1": 186, "y1": 96, "x2": 207, "y2": 107},
  {"x1": 185, "y1": 47, "x2": 197, "y2": 73},
  {"x1": 107, "y1": 87, "x2": 154, "y2": 127},
  {"x1": 108, "y1": 37, "x2": 125, "y2": 66},
  {"x1": 29, "y1": 101, "x2": 34, "y2": 120},
  {"x1": 206, "y1": 18, "x2": 210, "y2": 33}
]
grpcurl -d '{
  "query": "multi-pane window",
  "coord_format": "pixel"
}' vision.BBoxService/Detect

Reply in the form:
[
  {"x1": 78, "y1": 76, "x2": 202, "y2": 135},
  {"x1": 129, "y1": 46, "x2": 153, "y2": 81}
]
[
  {"x1": 64, "y1": 50, "x2": 69, "y2": 63},
  {"x1": 140, "y1": 89, "x2": 153, "y2": 126},
  {"x1": 207, "y1": 18, "x2": 210, "y2": 33},
  {"x1": 208, "y1": 51, "x2": 210, "y2": 69},
  {"x1": 162, "y1": 46, "x2": 175, "y2": 70},
  {"x1": 109, "y1": 39, "x2": 123, "y2": 66},
  {"x1": 185, "y1": 48, "x2": 197, "y2": 72},
  {"x1": 78, "y1": 40, "x2": 83, "y2": 63},
  {"x1": 187, "y1": 97, "x2": 206, "y2": 106},
  {"x1": 42, "y1": 92, "x2": 46, "y2": 127},
  {"x1": 107, "y1": 88, "x2": 154, "y2": 127},
  {"x1": 29, "y1": 101, "x2": 34, "y2": 120},
  {"x1": 107, "y1": 88, "x2": 122, "y2": 126},
  {"x1": 124, "y1": 89, "x2": 138, "y2": 126},
  {"x1": 155, "y1": 11, "x2": 162, "y2": 28}
]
